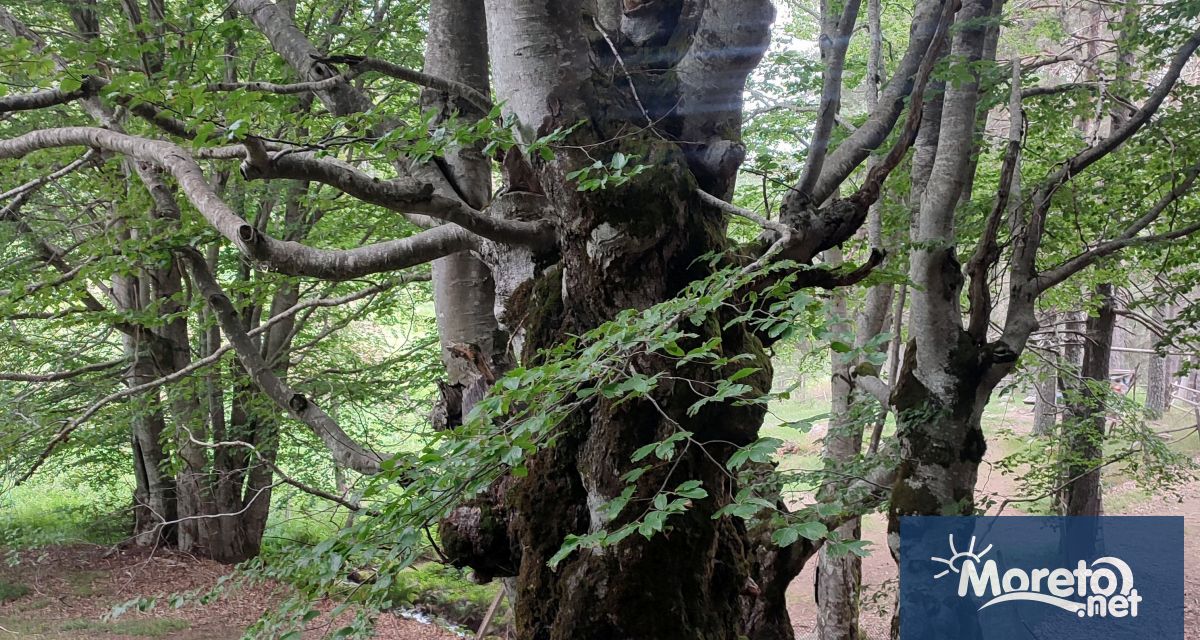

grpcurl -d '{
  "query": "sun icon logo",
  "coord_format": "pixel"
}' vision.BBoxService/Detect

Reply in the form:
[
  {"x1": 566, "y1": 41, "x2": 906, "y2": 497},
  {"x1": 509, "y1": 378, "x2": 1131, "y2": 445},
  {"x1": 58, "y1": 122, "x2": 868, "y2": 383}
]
[{"x1": 930, "y1": 534, "x2": 993, "y2": 580}]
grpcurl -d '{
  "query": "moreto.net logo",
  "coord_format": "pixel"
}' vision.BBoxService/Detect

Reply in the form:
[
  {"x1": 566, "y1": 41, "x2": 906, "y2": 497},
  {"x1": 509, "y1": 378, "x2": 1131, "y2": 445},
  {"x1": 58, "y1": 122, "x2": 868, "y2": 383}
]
[
  {"x1": 898, "y1": 516, "x2": 1184, "y2": 640},
  {"x1": 931, "y1": 533, "x2": 1141, "y2": 618}
]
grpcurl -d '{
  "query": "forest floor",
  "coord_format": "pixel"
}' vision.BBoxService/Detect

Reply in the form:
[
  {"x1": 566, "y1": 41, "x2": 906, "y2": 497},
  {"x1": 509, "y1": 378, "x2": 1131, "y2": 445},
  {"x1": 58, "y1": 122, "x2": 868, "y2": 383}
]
[
  {"x1": 785, "y1": 399, "x2": 1200, "y2": 640},
  {"x1": 0, "y1": 546, "x2": 462, "y2": 639},
  {"x1": 1, "y1": 400, "x2": 1197, "y2": 639}
]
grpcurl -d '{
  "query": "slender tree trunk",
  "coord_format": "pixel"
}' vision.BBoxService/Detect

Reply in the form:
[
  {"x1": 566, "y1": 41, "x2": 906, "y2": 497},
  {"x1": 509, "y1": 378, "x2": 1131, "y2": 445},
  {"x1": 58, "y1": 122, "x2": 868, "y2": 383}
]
[
  {"x1": 1058, "y1": 307, "x2": 1086, "y2": 414},
  {"x1": 815, "y1": 3, "x2": 885, "y2": 629},
  {"x1": 1145, "y1": 306, "x2": 1168, "y2": 419},
  {"x1": 1032, "y1": 311, "x2": 1059, "y2": 436},
  {"x1": 816, "y1": 250, "x2": 865, "y2": 640},
  {"x1": 422, "y1": 0, "x2": 503, "y2": 431},
  {"x1": 1060, "y1": 284, "x2": 1115, "y2": 516},
  {"x1": 115, "y1": 268, "x2": 177, "y2": 546}
]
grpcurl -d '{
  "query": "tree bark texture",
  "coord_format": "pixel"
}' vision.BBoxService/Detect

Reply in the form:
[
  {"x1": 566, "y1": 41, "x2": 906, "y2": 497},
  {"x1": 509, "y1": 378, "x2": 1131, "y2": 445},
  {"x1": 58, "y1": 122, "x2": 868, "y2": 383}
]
[
  {"x1": 1032, "y1": 312, "x2": 1059, "y2": 436},
  {"x1": 1145, "y1": 306, "x2": 1168, "y2": 419},
  {"x1": 816, "y1": 251, "x2": 864, "y2": 640},
  {"x1": 1060, "y1": 284, "x2": 1116, "y2": 516},
  {"x1": 438, "y1": 2, "x2": 791, "y2": 638}
]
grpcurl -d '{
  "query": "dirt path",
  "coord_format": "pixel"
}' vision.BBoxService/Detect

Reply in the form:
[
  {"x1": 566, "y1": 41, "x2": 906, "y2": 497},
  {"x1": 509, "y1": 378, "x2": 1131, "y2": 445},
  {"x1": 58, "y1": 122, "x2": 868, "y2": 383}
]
[
  {"x1": 786, "y1": 405, "x2": 1200, "y2": 639},
  {"x1": 0, "y1": 546, "x2": 457, "y2": 639}
]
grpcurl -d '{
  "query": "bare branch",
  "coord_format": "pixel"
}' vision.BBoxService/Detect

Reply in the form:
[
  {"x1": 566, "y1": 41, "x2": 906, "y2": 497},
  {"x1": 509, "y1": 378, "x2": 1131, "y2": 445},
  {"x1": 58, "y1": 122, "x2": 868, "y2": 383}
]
[
  {"x1": 1021, "y1": 81, "x2": 1101, "y2": 98},
  {"x1": 0, "y1": 148, "x2": 98, "y2": 200},
  {"x1": 317, "y1": 55, "x2": 494, "y2": 114},
  {"x1": 205, "y1": 69, "x2": 364, "y2": 96},
  {"x1": 182, "y1": 248, "x2": 384, "y2": 475},
  {"x1": 202, "y1": 54, "x2": 495, "y2": 115},
  {"x1": 695, "y1": 188, "x2": 787, "y2": 234},
  {"x1": 0, "y1": 358, "x2": 124, "y2": 383}
]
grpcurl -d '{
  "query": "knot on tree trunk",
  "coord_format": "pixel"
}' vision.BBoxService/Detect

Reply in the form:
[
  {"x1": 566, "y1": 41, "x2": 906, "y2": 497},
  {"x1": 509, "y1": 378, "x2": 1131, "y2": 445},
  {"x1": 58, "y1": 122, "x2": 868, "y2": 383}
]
[
  {"x1": 439, "y1": 476, "x2": 520, "y2": 582},
  {"x1": 288, "y1": 393, "x2": 308, "y2": 413}
]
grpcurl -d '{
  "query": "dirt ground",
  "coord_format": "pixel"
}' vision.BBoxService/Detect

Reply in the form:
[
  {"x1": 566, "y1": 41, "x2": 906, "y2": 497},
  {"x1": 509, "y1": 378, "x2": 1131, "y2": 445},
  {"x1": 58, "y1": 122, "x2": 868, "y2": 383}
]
[
  {"x1": 0, "y1": 545, "x2": 458, "y2": 639},
  {"x1": 787, "y1": 404, "x2": 1200, "y2": 640},
  {"x1": 2, "y1": 405, "x2": 1196, "y2": 639}
]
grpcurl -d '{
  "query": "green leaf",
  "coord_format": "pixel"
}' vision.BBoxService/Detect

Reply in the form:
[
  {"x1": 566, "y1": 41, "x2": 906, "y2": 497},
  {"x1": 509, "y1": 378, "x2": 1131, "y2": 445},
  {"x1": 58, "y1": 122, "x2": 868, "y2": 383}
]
[
  {"x1": 794, "y1": 521, "x2": 828, "y2": 541},
  {"x1": 772, "y1": 527, "x2": 799, "y2": 547},
  {"x1": 631, "y1": 442, "x2": 658, "y2": 462},
  {"x1": 727, "y1": 367, "x2": 759, "y2": 382}
]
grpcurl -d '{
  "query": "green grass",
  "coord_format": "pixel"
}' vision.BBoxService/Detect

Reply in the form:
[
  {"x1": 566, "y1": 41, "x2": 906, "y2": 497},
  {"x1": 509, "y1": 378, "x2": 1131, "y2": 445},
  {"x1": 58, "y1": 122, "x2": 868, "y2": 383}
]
[
  {"x1": 0, "y1": 579, "x2": 30, "y2": 602},
  {"x1": 65, "y1": 570, "x2": 107, "y2": 597},
  {"x1": 0, "y1": 476, "x2": 129, "y2": 548},
  {"x1": 60, "y1": 616, "x2": 190, "y2": 636}
]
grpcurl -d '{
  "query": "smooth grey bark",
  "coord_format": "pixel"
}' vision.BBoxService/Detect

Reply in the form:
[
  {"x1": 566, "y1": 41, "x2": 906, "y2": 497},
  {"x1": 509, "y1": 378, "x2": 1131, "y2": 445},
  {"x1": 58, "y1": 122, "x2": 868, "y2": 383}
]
[
  {"x1": 815, "y1": 2, "x2": 886, "y2": 635},
  {"x1": 0, "y1": 127, "x2": 488, "y2": 280},
  {"x1": 232, "y1": 0, "x2": 372, "y2": 116},
  {"x1": 887, "y1": 9, "x2": 998, "y2": 640},
  {"x1": 114, "y1": 270, "x2": 177, "y2": 547},
  {"x1": 1058, "y1": 309, "x2": 1086, "y2": 440},
  {"x1": 423, "y1": 0, "x2": 502, "y2": 407},
  {"x1": 816, "y1": 253, "x2": 865, "y2": 640},
  {"x1": 1032, "y1": 368, "x2": 1059, "y2": 436},
  {"x1": 806, "y1": 0, "x2": 950, "y2": 205}
]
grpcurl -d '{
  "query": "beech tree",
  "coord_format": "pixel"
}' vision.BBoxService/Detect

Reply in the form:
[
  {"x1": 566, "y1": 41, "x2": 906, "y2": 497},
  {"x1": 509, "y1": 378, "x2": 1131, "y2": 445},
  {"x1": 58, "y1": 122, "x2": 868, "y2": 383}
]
[
  {"x1": 882, "y1": 0, "x2": 1200, "y2": 526},
  {"x1": 3, "y1": 1, "x2": 1200, "y2": 639}
]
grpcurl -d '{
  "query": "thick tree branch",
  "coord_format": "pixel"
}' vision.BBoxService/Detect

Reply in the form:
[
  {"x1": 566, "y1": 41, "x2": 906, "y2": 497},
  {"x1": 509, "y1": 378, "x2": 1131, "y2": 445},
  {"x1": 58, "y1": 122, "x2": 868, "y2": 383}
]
[
  {"x1": 182, "y1": 249, "x2": 384, "y2": 475},
  {"x1": 795, "y1": 0, "x2": 864, "y2": 196},
  {"x1": 0, "y1": 127, "x2": 489, "y2": 279},
  {"x1": 232, "y1": 0, "x2": 373, "y2": 116},
  {"x1": 799, "y1": 249, "x2": 886, "y2": 290},
  {"x1": 846, "y1": 0, "x2": 955, "y2": 211},
  {"x1": 967, "y1": 58, "x2": 1023, "y2": 340},
  {"x1": 0, "y1": 77, "x2": 103, "y2": 114},
  {"x1": 854, "y1": 374, "x2": 891, "y2": 406},
  {"x1": 807, "y1": 0, "x2": 954, "y2": 205},
  {"x1": 241, "y1": 152, "x2": 554, "y2": 248}
]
